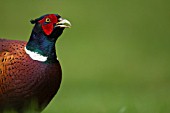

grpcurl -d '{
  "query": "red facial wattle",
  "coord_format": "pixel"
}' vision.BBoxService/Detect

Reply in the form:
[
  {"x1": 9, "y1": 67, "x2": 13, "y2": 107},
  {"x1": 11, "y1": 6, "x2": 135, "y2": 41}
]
[
  {"x1": 38, "y1": 14, "x2": 58, "y2": 35},
  {"x1": 41, "y1": 23, "x2": 53, "y2": 35}
]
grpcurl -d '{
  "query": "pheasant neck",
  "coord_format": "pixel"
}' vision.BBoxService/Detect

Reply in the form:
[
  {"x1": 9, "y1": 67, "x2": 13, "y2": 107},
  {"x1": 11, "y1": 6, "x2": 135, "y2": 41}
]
[{"x1": 26, "y1": 29, "x2": 58, "y2": 63}]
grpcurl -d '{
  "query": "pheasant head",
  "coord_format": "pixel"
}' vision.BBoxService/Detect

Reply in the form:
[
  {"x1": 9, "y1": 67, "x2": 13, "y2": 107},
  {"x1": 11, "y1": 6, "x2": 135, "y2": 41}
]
[{"x1": 26, "y1": 14, "x2": 71, "y2": 62}]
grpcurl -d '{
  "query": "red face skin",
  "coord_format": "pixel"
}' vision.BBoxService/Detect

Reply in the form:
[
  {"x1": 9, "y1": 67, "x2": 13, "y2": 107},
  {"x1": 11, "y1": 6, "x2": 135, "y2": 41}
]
[{"x1": 38, "y1": 14, "x2": 58, "y2": 35}]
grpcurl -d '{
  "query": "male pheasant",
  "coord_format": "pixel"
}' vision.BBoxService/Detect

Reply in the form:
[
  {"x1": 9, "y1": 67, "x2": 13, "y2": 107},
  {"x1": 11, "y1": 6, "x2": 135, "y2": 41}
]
[{"x1": 0, "y1": 14, "x2": 71, "y2": 113}]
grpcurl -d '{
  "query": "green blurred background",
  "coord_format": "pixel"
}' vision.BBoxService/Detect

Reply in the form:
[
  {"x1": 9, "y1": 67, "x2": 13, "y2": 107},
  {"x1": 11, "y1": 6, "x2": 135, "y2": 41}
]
[{"x1": 1, "y1": 0, "x2": 170, "y2": 113}]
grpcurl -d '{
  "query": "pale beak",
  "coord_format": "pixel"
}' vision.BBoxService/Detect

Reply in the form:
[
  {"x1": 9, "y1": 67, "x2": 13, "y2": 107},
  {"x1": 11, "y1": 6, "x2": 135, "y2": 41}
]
[{"x1": 56, "y1": 18, "x2": 71, "y2": 28}]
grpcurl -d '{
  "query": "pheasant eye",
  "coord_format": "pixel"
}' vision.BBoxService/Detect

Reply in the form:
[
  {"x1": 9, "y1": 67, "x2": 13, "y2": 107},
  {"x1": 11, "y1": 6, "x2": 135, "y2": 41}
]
[{"x1": 45, "y1": 18, "x2": 51, "y2": 23}]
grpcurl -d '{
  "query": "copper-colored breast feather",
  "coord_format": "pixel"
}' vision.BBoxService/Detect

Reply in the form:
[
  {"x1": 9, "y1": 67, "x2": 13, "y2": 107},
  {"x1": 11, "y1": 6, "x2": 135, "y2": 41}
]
[
  {"x1": 0, "y1": 39, "x2": 26, "y2": 102},
  {"x1": 0, "y1": 39, "x2": 29, "y2": 110},
  {"x1": 0, "y1": 39, "x2": 26, "y2": 96},
  {"x1": 0, "y1": 51, "x2": 15, "y2": 94},
  {"x1": 0, "y1": 39, "x2": 62, "y2": 112}
]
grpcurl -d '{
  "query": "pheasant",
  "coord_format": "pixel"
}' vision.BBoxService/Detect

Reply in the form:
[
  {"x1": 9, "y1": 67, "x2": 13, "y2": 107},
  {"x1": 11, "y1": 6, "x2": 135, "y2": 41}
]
[{"x1": 0, "y1": 14, "x2": 71, "y2": 113}]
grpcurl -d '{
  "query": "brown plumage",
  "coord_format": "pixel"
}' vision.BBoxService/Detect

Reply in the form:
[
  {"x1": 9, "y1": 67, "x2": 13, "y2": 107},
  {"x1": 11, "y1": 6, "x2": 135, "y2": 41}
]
[{"x1": 0, "y1": 14, "x2": 71, "y2": 113}]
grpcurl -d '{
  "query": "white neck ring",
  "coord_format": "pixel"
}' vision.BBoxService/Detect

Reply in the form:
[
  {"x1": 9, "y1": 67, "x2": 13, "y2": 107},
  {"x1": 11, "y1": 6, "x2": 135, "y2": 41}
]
[{"x1": 25, "y1": 47, "x2": 48, "y2": 62}]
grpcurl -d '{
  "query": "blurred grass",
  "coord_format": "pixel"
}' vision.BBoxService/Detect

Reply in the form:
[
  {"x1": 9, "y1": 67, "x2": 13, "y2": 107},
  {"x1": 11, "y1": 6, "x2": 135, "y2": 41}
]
[{"x1": 0, "y1": 0, "x2": 170, "y2": 113}]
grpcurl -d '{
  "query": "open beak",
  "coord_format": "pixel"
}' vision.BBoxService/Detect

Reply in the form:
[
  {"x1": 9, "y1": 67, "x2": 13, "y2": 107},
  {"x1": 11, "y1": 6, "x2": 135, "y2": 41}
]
[{"x1": 56, "y1": 18, "x2": 71, "y2": 28}]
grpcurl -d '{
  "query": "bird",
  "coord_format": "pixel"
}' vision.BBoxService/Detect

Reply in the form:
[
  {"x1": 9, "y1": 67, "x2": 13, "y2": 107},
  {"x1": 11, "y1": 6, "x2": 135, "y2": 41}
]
[{"x1": 0, "y1": 14, "x2": 71, "y2": 113}]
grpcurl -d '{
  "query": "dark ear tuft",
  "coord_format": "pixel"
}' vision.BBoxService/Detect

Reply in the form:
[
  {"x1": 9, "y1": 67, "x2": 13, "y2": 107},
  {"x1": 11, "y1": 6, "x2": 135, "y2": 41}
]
[
  {"x1": 30, "y1": 14, "x2": 48, "y2": 24},
  {"x1": 30, "y1": 19, "x2": 36, "y2": 24}
]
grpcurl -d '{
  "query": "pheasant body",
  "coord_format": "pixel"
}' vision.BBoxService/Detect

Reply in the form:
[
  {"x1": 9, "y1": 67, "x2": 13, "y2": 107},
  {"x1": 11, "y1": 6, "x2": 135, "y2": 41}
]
[{"x1": 0, "y1": 14, "x2": 71, "y2": 113}]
